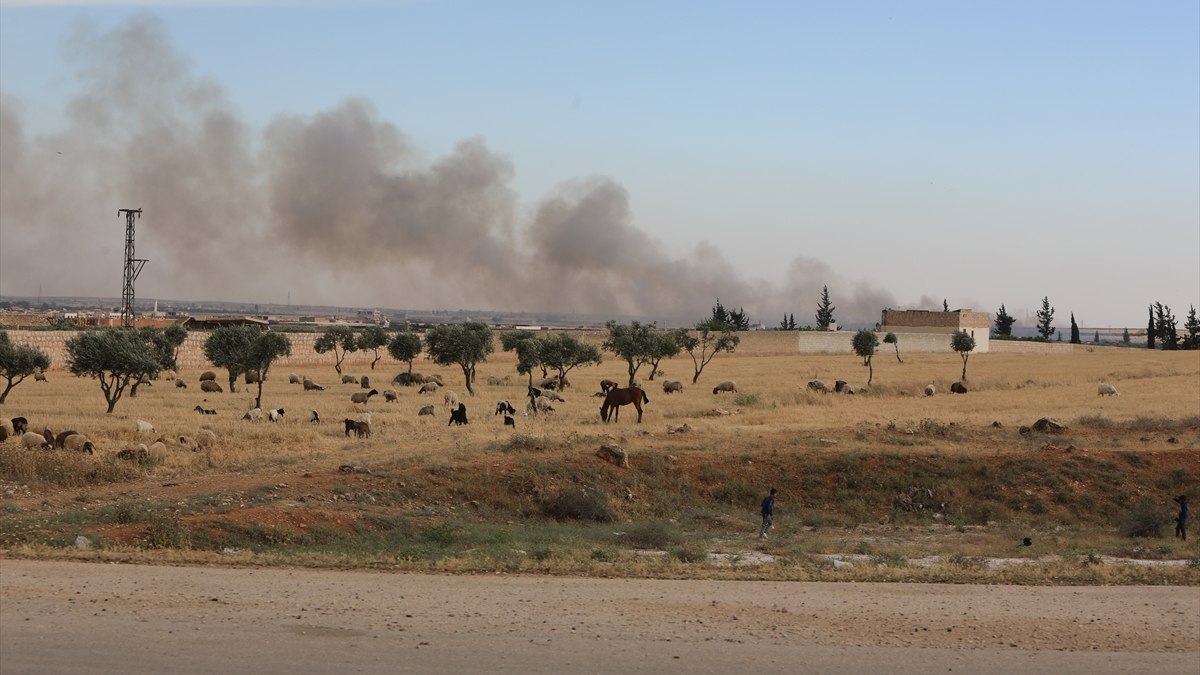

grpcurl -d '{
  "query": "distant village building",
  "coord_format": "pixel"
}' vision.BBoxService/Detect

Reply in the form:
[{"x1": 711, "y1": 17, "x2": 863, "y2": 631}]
[
  {"x1": 178, "y1": 316, "x2": 269, "y2": 331},
  {"x1": 797, "y1": 308, "x2": 992, "y2": 354}
]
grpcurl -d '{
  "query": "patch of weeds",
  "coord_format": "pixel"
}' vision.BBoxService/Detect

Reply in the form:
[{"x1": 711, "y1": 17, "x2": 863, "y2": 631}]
[
  {"x1": 670, "y1": 544, "x2": 708, "y2": 563},
  {"x1": 530, "y1": 546, "x2": 556, "y2": 562},
  {"x1": 1, "y1": 503, "x2": 19, "y2": 514},
  {"x1": 144, "y1": 513, "x2": 191, "y2": 549},
  {"x1": 1075, "y1": 414, "x2": 1115, "y2": 428},
  {"x1": 1082, "y1": 550, "x2": 1103, "y2": 566},
  {"x1": 947, "y1": 553, "x2": 987, "y2": 569},
  {"x1": 101, "y1": 501, "x2": 142, "y2": 525},
  {"x1": 421, "y1": 523, "x2": 460, "y2": 546},
  {"x1": 622, "y1": 522, "x2": 680, "y2": 550},
  {"x1": 542, "y1": 485, "x2": 615, "y2": 523},
  {"x1": 1118, "y1": 498, "x2": 1169, "y2": 538},
  {"x1": 496, "y1": 434, "x2": 543, "y2": 453},
  {"x1": 733, "y1": 392, "x2": 761, "y2": 407},
  {"x1": 1187, "y1": 558, "x2": 1200, "y2": 570},
  {"x1": 710, "y1": 481, "x2": 758, "y2": 506},
  {"x1": 590, "y1": 547, "x2": 618, "y2": 562},
  {"x1": 1119, "y1": 452, "x2": 1145, "y2": 467}
]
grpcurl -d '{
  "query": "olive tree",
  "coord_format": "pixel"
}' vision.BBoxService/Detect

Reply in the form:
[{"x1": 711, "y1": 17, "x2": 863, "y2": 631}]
[
  {"x1": 130, "y1": 325, "x2": 188, "y2": 397},
  {"x1": 66, "y1": 328, "x2": 162, "y2": 413},
  {"x1": 601, "y1": 321, "x2": 658, "y2": 387},
  {"x1": 674, "y1": 321, "x2": 740, "y2": 384},
  {"x1": 203, "y1": 326, "x2": 260, "y2": 393},
  {"x1": 314, "y1": 325, "x2": 358, "y2": 375},
  {"x1": 0, "y1": 330, "x2": 51, "y2": 404},
  {"x1": 882, "y1": 332, "x2": 902, "y2": 363},
  {"x1": 539, "y1": 333, "x2": 602, "y2": 385},
  {"x1": 357, "y1": 325, "x2": 388, "y2": 370},
  {"x1": 501, "y1": 331, "x2": 549, "y2": 378},
  {"x1": 424, "y1": 322, "x2": 493, "y2": 396},
  {"x1": 242, "y1": 332, "x2": 292, "y2": 409},
  {"x1": 386, "y1": 332, "x2": 423, "y2": 375},
  {"x1": 852, "y1": 330, "x2": 880, "y2": 385},
  {"x1": 951, "y1": 330, "x2": 976, "y2": 381},
  {"x1": 643, "y1": 331, "x2": 680, "y2": 381}
]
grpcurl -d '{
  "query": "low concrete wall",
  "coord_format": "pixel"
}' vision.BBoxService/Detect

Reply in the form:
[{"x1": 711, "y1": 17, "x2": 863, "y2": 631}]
[{"x1": 797, "y1": 331, "x2": 989, "y2": 354}]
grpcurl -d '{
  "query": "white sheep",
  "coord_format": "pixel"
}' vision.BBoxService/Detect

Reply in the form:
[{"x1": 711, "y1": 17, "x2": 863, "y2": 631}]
[
  {"x1": 242, "y1": 408, "x2": 263, "y2": 421},
  {"x1": 267, "y1": 408, "x2": 285, "y2": 422},
  {"x1": 542, "y1": 390, "x2": 565, "y2": 402},
  {"x1": 63, "y1": 434, "x2": 95, "y2": 454},
  {"x1": 924, "y1": 384, "x2": 936, "y2": 397},
  {"x1": 418, "y1": 382, "x2": 440, "y2": 394},
  {"x1": 662, "y1": 380, "x2": 684, "y2": 394},
  {"x1": 444, "y1": 390, "x2": 459, "y2": 408},
  {"x1": 532, "y1": 396, "x2": 555, "y2": 413},
  {"x1": 20, "y1": 432, "x2": 49, "y2": 449},
  {"x1": 1098, "y1": 382, "x2": 1120, "y2": 397},
  {"x1": 195, "y1": 429, "x2": 216, "y2": 450},
  {"x1": 149, "y1": 440, "x2": 167, "y2": 455},
  {"x1": 136, "y1": 419, "x2": 155, "y2": 434}
]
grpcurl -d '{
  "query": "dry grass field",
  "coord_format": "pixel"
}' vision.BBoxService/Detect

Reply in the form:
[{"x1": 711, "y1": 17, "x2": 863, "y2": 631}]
[{"x1": 2, "y1": 334, "x2": 1198, "y2": 584}]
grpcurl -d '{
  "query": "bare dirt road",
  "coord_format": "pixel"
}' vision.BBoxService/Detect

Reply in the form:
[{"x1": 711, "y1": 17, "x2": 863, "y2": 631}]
[{"x1": 1, "y1": 560, "x2": 1197, "y2": 674}]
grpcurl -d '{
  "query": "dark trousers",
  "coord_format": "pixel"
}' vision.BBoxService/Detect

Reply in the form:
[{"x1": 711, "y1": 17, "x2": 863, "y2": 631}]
[{"x1": 1177, "y1": 518, "x2": 1187, "y2": 540}]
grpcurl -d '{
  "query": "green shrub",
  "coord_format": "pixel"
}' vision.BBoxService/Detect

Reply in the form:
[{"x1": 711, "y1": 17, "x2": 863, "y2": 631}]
[
  {"x1": 670, "y1": 544, "x2": 708, "y2": 563},
  {"x1": 1118, "y1": 498, "x2": 1170, "y2": 538},
  {"x1": 144, "y1": 514, "x2": 190, "y2": 549},
  {"x1": 733, "y1": 392, "x2": 760, "y2": 407},
  {"x1": 622, "y1": 522, "x2": 680, "y2": 549}
]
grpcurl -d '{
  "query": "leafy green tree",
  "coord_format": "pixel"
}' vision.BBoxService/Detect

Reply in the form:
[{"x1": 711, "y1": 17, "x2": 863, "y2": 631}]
[
  {"x1": 130, "y1": 325, "x2": 189, "y2": 397},
  {"x1": 539, "y1": 333, "x2": 602, "y2": 385},
  {"x1": 66, "y1": 328, "x2": 162, "y2": 413},
  {"x1": 709, "y1": 300, "x2": 749, "y2": 331},
  {"x1": 1147, "y1": 305, "x2": 1156, "y2": 349},
  {"x1": 675, "y1": 321, "x2": 740, "y2": 384},
  {"x1": 993, "y1": 305, "x2": 1016, "y2": 337},
  {"x1": 386, "y1": 332, "x2": 423, "y2": 375},
  {"x1": 1182, "y1": 306, "x2": 1200, "y2": 350},
  {"x1": 1035, "y1": 296, "x2": 1056, "y2": 340},
  {"x1": 203, "y1": 326, "x2": 261, "y2": 393},
  {"x1": 882, "y1": 332, "x2": 902, "y2": 363},
  {"x1": 789, "y1": 313, "x2": 796, "y2": 330},
  {"x1": 243, "y1": 332, "x2": 292, "y2": 409},
  {"x1": 314, "y1": 325, "x2": 358, "y2": 375},
  {"x1": 951, "y1": 330, "x2": 976, "y2": 381},
  {"x1": 0, "y1": 330, "x2": 51, "y2": 404},
  {"x1": 1154, "y1": 303, "x2": 1179, "y2": 350},
  {"x1": 1069, "y1": 313, "x2": 1081, "y2": 344},
  {"x1": 815, "y1": 285, "x2": 835, "y2": 329},
  {"x1": 602, "y1": 321, "x2": 658, "y2": 387},
  {"x1": 357, "y1": 325, "x2": 389, "y2": 370},
  {"x1": 424, "y1": 322, "x2": 494, "y2": 396},
  {"x1": 852, "y1": 330, "x2": 880, "y2": 385},
  {"x1": 500, "y1": 330, "x2": 549, "y2": 378},
  {"x1": 643, "y1": 331, "x2": 681, "y2": 381}
]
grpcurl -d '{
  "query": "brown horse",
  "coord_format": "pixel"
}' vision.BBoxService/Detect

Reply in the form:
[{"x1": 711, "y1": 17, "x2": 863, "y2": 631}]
[{"x1": 600, "y1": 386, "x2": 649, "y2": 423}]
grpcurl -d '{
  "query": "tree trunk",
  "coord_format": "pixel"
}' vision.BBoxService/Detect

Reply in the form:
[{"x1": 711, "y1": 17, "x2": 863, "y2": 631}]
[
  {"x1": 867, "y1": 358, "x2": 873, "y2": 385},
  {"x1": 0, "y1": 377, "x2": 19, "y2": 404},
  {"x1": 334, "y1": 351, "x2": 343, "y2": 375},
  {"x1": 647, "y1": 359, "x2": 659, "y2": 380},
  {"x1": 370, "y1": 352, "x2": 379, "y2": 370},
  {"x1": 894, "y1": 345, "x2": 902, "y2": 363},
  {"x1": 961, "y1": 356, "x2": 968, "y2": 381},
  {"x1": 462, "y1": 365, "x2": 475, "y2": 396},
  {"x1": 130, "y1": 379, "x2": 141, "y2": 398},
  {"x1": 407, "y1": 360, "x2": 414, "y2": 375},
  {"x1": 255, "y1": 378, "x2": 264, "y2": 410},
  {"x1": 228, "y1": 371, "x2": 238, "y2": 394}
]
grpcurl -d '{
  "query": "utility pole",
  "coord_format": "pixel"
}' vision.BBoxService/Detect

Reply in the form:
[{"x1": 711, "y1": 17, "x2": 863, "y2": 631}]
[{"x1": 118, "y1": 208, "x2": 147, "y2": 328}]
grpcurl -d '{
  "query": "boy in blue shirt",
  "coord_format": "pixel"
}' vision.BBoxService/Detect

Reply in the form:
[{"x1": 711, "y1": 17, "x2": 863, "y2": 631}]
[{"x1": 759, "y1": 488, "x2": 777, "y2": 540}]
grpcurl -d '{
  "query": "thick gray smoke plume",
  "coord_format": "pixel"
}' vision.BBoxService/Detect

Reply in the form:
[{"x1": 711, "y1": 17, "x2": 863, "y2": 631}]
[{"x1": 1, "y1": 14, "x2": 900, "y2": 326}]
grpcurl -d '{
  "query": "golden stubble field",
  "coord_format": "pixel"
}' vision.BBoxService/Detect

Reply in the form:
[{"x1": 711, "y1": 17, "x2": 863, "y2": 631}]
[{"x1": 1, "y1": 335, "x2": 1198, "y2": 583}]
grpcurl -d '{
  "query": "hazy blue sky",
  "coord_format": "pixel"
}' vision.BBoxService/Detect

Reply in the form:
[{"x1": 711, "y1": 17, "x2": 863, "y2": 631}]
[{"x1": 1, "y1": 1, "x2": 1197, "y2": 327}]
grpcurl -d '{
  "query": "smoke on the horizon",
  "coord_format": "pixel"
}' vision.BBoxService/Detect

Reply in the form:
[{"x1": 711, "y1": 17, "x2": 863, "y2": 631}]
[{"x1": 1, "y1": 14, "x2": 913, "y2": 326}]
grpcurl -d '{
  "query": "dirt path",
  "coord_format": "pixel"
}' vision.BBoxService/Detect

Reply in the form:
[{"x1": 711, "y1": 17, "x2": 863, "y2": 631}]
[{"x1": 2, "y1": 560, "x2": 1197, "y2": 674}]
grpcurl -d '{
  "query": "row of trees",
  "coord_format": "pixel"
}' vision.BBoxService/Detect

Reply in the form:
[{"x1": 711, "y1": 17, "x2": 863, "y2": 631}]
[
  {"x1": 778, "y1": 285, "x2": 838, "y2": 331},
  {"x1": 851, "y1": 328, "x2": 975, "y2": 385},
  {"x1": 995, "y1": 298, "x2": 1200, "y2": 350}
]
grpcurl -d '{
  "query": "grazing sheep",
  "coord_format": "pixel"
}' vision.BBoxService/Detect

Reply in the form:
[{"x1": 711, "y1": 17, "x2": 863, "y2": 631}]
[
  {"x1": 303, "y1": 378, "x2": 326, "y2": 391},
  {"x1": 924, "y1": 384, "x2": 936, "y2": 397},
  {"x1": 360, "y1": 376, "x2": 371, "y2": 389},
  {"x1": 177, "y1": 435, "x2": 192, "y2": 447},
  {"x1": 175, "y1": 379, "x2": 188, "y2": 389},
  {"x1": 163, "y1": 370, "x2": 176, "y2": 381},
  {"x1": 195, "y1": 429, "x2": 217, "y2": 450},
  {"x1": 504, "y1": 415, "x2": 515, "y2": 428},
  {"x1": 355, "y1": 412, "x2": 372, "y2": 425},
  {"x1": 833, "y1": 380, "x2": 849, "y2": 393},
  {"x1": 34, "y1": 371, "x2": 47, "y2": 382},
  {"x1": 1098, "y1": 382, "x2": 1120, "y2": 397},
  {"x1": 448, "y1": 403, "x2": 469, "y2": 426},
  {"x1": 383, "y1": 390, "x2": 398, "y2": 402},
  {"x1": 200, "y1": 371, "x2": 217, "y2": 382},
  {"x1": 712, "y1": 380, "x2": 738, "y2": 395},
  {"x1": 950, "y1": 382, "x2": 968, "y2": 394},
  {"x1": 53, "y1": 430, "x2": 78, "y2": 449},
  {"x1": 42, "y1": 428, "x2": 54, "y2": 447},
  {"x1": 148, "y1": 440, "x2": 167, "y2": 455},
  {"x1": 1, "y1": 419, "x2": 14, "y2": 438},
  {"x1": 343, "y1": 419, "x2": 371, "y2": 438},
  {"x1": 244, "y1": 371, "x2": 261, "y2": 385},
  {"x1": 63, "y1": 434, "x2": 95, "y2": 454},
  {"x1": 341, "y1": 374, "x2": 359, "y2": 385},
  {"x1": 425, "y1": 374, "x2": 445, "y2": 387},
  {"x1": 0, "y1": 426, "x2": 7, "y2": 442},
  {"x1": 310, "y1": 410, "x2": 321, "y2": 424},
  {"x1": 418, "y1": 405, "x2": 435, "y2": 417},
  {"x1": 194, "y1": 405, "x2": 217, "y2": 415},
  {"x1": 495, "y1": 400, "x2": 516, "y2": 416},
  {"x1": 662, "y1": 380, "x2": 684, "y2": 394},
  {"x1": 418, "y1": 382, "x2": 440, "y2": 394},
  {"x1": 288, "y1": 373, "x2": 301, "y2": 384},
  {"x1": 267, "y1": 408, "x2": 285, "y2": 422},
  {"x1": 393, "y1": 372, "x2": 424, "y2": 386},
  {"x1": 443, "y1": 390, "x2": 459, "y2": 408},
  {"x1": 532, "y1": 396, "x2": 555, "y2": 413},
  {"x1": 808, "y1": 380, "x2": 830, "y2": 394},
  {"x1": 116, "y1": 444, "x2": 148, "y2": 461},
  {"x1": 20, "y1": 432, "x2": 49, "y2": 450},
  {"x1": 136, "y1": 419, "x2": 155, "y2": 434},
  {"x1": 242, "y1": 408, "x2": 263, "y2": 421},
  {"x1": 527, "y1": 386, "x2": 542, "y2": 401},
  {"x1": 351, "y1": 389, "x2": 379, "y2": 404},
  {"x1": 200, "y1": 380, "x2": 223, "y2": 393},
  {"x1": 539, "y1": 376, "x2": 560, "y2": 391},
  {"x1": 542, "y1": 390, "x2": 565, "y2": 403},
  {"x1": 10, "y1": 417, "x2": 28, "y2": 434},
  {"x1": 486, "y1": 375, "x2": 512, "y2": 386}
]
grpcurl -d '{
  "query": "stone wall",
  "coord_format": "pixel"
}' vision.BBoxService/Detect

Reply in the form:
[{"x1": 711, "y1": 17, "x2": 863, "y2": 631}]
[
  {"x1": 797, "y1": 331, "x2": 990, "y2": 354},
  {"x1": 880, "y1": 309, "x2": 991, "y2": 330}
]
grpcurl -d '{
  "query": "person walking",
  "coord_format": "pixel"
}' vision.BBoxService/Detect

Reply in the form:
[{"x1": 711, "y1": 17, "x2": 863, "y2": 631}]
[
  {"x1": 759, "y1": 488, "x2": 777, "y2": 540},
  {"x1": 1174, "y1": 495, "x2": 1188, "y2": 541}
]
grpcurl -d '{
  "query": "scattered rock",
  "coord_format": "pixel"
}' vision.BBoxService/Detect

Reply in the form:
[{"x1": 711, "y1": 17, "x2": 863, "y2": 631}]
[
  {"x1": 338, "y1": 465, "x2": 370, "y2": 474},
  {"x1": 818, "y1": 438, "x2": 838, "y2": 446},
  {"x1": 74, "y1": 535, "x2": 91, "y2": 550},
  {"x1": 832, "y1": 559, "x2": 852, "y2": 569},
  {"x1": 667, "y1": 424, "x2": 692, "y2": 435},
  {"x1": 1168, "y1": 436, "x2": 1178, "y2": 444},
  {"x1": 1018, "y1": 426, "x2": 1031, "y2": 435},
  {"x1": 991, "y1": 421, "x2": 1003, "y2": 428},
  {"x1": 595, "y1": 444, "x2": 628, "y2": 468}
]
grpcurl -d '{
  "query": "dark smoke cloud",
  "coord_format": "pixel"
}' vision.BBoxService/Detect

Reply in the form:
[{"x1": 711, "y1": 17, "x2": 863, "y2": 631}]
[{"x1": 1, "y1": 14, "x2": 901, "y2": 327}]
